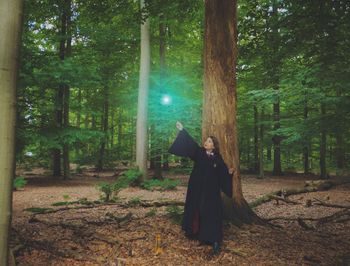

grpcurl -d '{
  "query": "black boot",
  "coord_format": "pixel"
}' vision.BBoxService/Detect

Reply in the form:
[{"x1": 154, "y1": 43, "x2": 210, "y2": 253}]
[{"x1": 212, "y1": 242, "x2": 220, "y2": 255}]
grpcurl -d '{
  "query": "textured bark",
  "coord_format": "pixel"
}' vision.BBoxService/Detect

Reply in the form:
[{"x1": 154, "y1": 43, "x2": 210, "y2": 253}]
[
  {"x1": 136, "y1": 0, "x2": 150, "y2": 179},
  {"x1": 203, "y1": 0, "x2": 263, "y2": 224},
  {"x1": 0, "y1": 0, "x2": 23, "y2": 263}
]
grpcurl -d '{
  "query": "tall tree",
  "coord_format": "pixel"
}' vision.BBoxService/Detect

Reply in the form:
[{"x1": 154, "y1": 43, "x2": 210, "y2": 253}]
[
  {"x1": 136, "y1": 0, "x2": 151, "y2": 178},
  {"x1": 0, "y1": 0, "x2": 23, "y2": 263},
  {"x1": 62, "y1": 0, "x2": 72, "y2": 179},
  {"x1": 202, "y1": 0, "x2": 262, "y2": 224}
]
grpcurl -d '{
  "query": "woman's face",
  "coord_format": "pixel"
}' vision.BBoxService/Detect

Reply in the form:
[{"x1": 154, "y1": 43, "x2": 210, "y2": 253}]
[{"x1": 204, "y1": 137, "x2": 215, "y2": 151}]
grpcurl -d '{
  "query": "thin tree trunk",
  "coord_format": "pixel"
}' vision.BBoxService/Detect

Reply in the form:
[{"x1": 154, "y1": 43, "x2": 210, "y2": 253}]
[
  {"x1": 335, "y1": 90, "x2": 345, "y2": 176},
  {"x1": 110, "y1": 107, "x2": 114, "y2": 148},
  {"x1": 258, "y1": 108, "x2": 264, "y2": 178},
  {"x1": 303, "y1": 90, "x2": 309, "y2": 174},
  {"x1": 136, "y1": 0, "x2": 150, "y2": 179},
  {"x1": 254, "y1": 104, "x2": 259, "y2": 173},
  {"x1": 62, "y1": 0, "x2": 72, "y2": 179},
  {"x1": 320, "y1": 103, "x2": 327, "y2": 179},
  {"x1": 117, "y1": 108, "x2": 122, "y2": 159},
  {"x1": 271, "y1": 0, "x2": 282, "y2": 176},
  {"x1": 203, "y1": 0, "x2": 263, "y2": 224},
  {"x1": 97, "y1": 86, "x2": 109, "y2": 171},
  {"x1": 53, "y1": 0, "x2": 68, "y2": 177},
  {"x1": 0, "y1": 0, "x2": 23, "y2": 263},
  {"x1": 153, "y1": 13, "x2": 167, "y2": 179}
]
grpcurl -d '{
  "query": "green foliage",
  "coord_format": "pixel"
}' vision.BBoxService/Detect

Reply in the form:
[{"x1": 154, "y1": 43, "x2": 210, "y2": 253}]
[
  {"x1": 13, "y1": 177, "x2": 27, "y2": 190},
  {"x1": 16, "y1": 0, "x2": 350, "y2": 177},
  {"x1": 96, "y1": 182, "x2": 116, "y2": 202},
  {"x1": 128, "y1": 196, "x2": 142, "y2": 206},
  {"x1": 96, "y1": 168, "x2": 143, "y2": 202},
  {"x1": 117, "y1": 168, "x2": 143, "y2": 187},
  {"x1": 142, "y1": 178, "x2": 180, "y2": 191},
  {"x1": 165, "y1": 205, "x2": 183, "y2": 225},
  {"x1": 145, "y1": 208, "x2": 157, "y2": 217}
]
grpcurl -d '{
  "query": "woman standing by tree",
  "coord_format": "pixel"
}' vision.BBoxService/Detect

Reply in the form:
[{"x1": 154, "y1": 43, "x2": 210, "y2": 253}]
[{"x1": 169, "y1": 121, "x2": 233, "y2": 255}]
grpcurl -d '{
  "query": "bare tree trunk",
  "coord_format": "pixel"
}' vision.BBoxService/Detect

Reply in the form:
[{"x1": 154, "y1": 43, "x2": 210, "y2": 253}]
[
  {"x1": 53, "y1": 0, "x2": 68, "y2": 177},
  {"x1": 97, "y1": 86, "x2": 109, "y2": 171},
  {"x1": 320, "y1": 103, "x2": 327, "y2": 179},
  {"x1": 203, "y1": 0, "x2": 263, "y2": 224},
  {"x1": 153, "y1": 13, "x2": 167, "y2": 179},
  {"x1": 117, "y1": 108, "x2": 122, "y2": 159},
  {"x1": 136, "y1": 0, "x2": 150, "y2": 179},
  {"x1": 271, "y1": 0, "x2": 282, "y2": 176},
  {"x1": 110, "y1": 107, "x2": 114, "y2": 148},
  {"x1": 258, "y1": 108, "x2": 265, "y2": 178},
  {"x1": 62, "y1": 0, "x2": 72, "y2": 180},
  {"x1": 335, "y1": 90, "x2": 345, "y2": 176},
  {"x1": 0, "y1": 0, "x2": 23, "y2": 263},
  {"x1": 254, "y1": 104, "x2": 259, "y2": 173},
  {"x1": 303, "y1": 90, "x2": 310, "y2": 174}
]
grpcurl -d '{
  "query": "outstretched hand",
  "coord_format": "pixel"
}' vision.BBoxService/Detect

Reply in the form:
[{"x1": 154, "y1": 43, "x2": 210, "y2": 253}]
[
  {"x1": 176, "y1": 121, "x2": 184, "y2": 131},
  {"x1": 229, "y1": 168, "x2": 234, "y2": 175}
]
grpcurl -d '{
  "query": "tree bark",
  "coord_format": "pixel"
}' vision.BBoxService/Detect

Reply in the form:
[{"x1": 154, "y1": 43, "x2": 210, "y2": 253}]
[
  {"x1": 270, "y1": 0, "x2": 282, "y2": 176},
  {"x1": 303, "y1": 89, "x2": 310, "y2": 174},
  {"x1": 117, "y1": 108, "x2": 122, "y2": 159},
  {"x1": 53, "y1": 0, "x2": 68, "y2": 177},
  {"x1": 153, "y1": 13, "x2": 167, "y2": 179},
  {"x1": 97, "y1": 86, "x2": 109, "y2": 171},
  {"x1": 320, "y1": 103, "x2": 327, "y2": 179},
  {"x1": 258, "y1": 108, "x2": 264, "y2": 178},
  {"x1": 136, "y1": 0, "x2": 150, "y2": 179},
  {"x1": 62, "y1": 0, "x2": 72, "y2": 179},
  {"x1": 0, "y1": 0, "x2": 23, "y2": 263},
  {"x1": 203, "y1": 0, "x2": 263, "y2": 224},
  {"x1": 254, "y1": 104, "x2": 259, "y2": 173}
]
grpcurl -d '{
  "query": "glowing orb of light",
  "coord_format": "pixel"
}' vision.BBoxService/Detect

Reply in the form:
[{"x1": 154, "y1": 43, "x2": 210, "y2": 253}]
[{"x1": 161, "y1": 95, "x2": 171, "y2": 105}]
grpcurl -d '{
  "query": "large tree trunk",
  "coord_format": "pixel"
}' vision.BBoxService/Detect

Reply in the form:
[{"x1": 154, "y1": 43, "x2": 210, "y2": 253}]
[
  {"x1": 203, "y1": 0, "x2": 263, "y2": 224},
  {"x1": 0, "y1": 0, "x2": 23, "y2": 263},
  {"x1": 136, "y1": 0, "x2": 150, "y2": 179}
]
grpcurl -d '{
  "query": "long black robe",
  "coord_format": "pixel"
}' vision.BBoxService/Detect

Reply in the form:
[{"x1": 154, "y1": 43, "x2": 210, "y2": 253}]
[{"x1": 168, "y1": 129, "x2": 233, "y2": 243}]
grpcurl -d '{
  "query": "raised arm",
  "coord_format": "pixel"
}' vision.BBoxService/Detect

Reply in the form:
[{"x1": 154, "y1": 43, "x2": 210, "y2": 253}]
[{"x1": 168, "y1": 122, "x2": 200, "y2": 161}]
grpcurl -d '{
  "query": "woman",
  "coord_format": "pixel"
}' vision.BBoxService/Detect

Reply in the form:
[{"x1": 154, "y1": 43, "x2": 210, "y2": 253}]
[{"x1": 168, "y1": 121, "x2": 233, "y2": 255}]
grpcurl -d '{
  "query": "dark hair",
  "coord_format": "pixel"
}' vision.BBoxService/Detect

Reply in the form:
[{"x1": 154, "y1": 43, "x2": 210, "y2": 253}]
[{"x1": 209, "y1": 135, "x2": 220, "y2": 155}]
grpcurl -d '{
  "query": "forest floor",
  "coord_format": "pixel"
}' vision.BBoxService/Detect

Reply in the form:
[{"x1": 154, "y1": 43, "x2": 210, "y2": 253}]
[{"x1": 10, "y1": 168, "x2": 350, "y2": 266}]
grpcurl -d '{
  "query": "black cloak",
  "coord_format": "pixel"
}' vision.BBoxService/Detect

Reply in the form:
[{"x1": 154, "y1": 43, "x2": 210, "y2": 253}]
[{"x1": 168, "y1": 128, "x2": 233, "y2": 243}]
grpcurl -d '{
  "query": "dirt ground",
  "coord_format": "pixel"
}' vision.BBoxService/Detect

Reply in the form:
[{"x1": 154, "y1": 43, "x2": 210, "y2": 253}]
[{"x1": 10, "y1": 169, "x2": 350, "y2": 265}]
